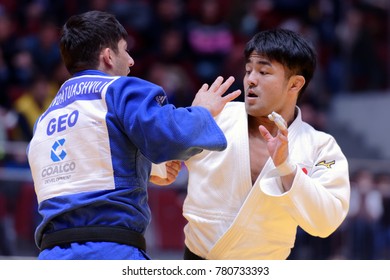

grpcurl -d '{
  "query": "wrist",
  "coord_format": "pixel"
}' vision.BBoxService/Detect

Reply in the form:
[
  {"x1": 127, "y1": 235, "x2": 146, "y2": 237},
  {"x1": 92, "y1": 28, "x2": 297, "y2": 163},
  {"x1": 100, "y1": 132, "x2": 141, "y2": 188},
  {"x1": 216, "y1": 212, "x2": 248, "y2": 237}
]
[{"x1": 276, "y1": 159, "x2": 296, "y2": 176}]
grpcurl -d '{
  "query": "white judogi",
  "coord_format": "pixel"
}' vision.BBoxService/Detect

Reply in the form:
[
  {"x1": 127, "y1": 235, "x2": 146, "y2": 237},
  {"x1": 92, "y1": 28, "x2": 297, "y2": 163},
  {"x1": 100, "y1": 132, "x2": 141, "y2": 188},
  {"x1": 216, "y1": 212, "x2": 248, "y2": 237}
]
[{"x1": 183, "y1": 102, "x2": 350, "y2": 260}]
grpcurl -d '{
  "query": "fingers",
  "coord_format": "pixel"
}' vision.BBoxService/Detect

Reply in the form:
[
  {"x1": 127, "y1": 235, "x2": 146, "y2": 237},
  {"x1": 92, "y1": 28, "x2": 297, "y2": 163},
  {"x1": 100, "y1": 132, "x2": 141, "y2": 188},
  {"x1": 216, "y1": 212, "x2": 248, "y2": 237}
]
[
  {"x1": 268, "y1": 111, "x2": 287, "y2": 131},
  {"x1": 166, "y1": 160, "x2": 181, "y2": 172},
  {"x1": 165, "y1": 160, "x2": 181, "y2": 178},
  {"x1": 216, "y1": 76, "x2": 235, "y2": 95},
  {"x1": 149, "y1": 160, "x2": 181, "y2": 186},
  {"x1": 199, "y1": 76, "x2": 237, "y2": 96},
  {"x1": 223, "y1": 89, "x2": 242, "y2": 102},
  {"x1": 208, "y1": 76, "x2": 236, "y2": 95},
  {"x1": 259, "y1": 125, "x2": 273, "y2": 141},
  {"x1": 192, "y1": 76, "x2": 240, "y2": 115},
  {"x1": 200, "y1": 83, "x2": 209, "y2": 92},
  {"x1": 208, "y1": 76, "x2": 224, "y2": 92}
]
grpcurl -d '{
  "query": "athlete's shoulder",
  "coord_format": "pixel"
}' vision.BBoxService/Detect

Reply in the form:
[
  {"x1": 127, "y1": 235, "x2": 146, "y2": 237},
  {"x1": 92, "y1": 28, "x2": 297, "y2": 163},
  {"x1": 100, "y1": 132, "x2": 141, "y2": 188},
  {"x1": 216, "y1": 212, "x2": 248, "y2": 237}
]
[
  {"x1": 113, "y1": 75, "x2": 162, "y2": 90},
  {"x1": 214, "y1": 101, "x2": 245, "y2": 127},
  {"x1": 222, "y1": 101, "x2": 245, "y2": 113}
]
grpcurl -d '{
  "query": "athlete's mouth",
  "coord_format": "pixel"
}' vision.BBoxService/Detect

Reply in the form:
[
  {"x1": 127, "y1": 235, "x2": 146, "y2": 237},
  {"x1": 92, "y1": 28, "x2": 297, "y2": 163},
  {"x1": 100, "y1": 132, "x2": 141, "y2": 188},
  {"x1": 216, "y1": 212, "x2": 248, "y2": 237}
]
[{"x1": 247, "y1": 90, "x2": 258, "y2": 97}]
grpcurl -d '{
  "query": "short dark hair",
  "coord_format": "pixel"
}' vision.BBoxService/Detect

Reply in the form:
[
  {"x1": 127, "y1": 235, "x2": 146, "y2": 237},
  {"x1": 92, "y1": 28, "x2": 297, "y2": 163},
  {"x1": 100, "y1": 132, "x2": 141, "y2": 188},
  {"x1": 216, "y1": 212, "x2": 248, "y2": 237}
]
[
  {"x1": 60, "y1": 10, "x2": 128, "y2": 74},
  {"x1": 244, "y1": 29, "x2": 316, "y2": 99}
]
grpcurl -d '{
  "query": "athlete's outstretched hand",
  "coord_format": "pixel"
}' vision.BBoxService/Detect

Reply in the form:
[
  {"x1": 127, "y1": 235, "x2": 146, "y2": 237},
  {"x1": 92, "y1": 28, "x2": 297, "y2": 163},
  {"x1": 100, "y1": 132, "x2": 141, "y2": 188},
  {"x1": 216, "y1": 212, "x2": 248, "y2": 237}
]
[{"x1": 192, "y1": 76, "x2": 241, "y2": 117}]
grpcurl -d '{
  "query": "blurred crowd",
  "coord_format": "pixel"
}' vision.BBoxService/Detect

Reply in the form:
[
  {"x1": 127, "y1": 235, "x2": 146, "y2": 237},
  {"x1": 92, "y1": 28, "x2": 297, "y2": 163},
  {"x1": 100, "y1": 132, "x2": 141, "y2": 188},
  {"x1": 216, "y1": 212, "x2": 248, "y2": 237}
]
[
  {"x1": 290, "y1": 168, "x2": 390, "y2": 259},
  {"x1": 0, "y1": 0, "x2": 389, "y2": 259}
]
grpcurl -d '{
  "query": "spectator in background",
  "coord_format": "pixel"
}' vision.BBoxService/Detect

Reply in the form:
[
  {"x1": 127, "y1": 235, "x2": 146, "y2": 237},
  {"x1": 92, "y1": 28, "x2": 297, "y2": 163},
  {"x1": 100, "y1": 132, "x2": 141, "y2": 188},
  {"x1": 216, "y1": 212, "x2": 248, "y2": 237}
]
[
  {"x1": 111, "y1": 0, "x2": 155, "y2": 65},
  {"x1": 0, "y1": 8, "x2": 15, "y2": 109},
  {"x1": 143, "y1": 1, "x2": 199, "y2": 107},
  {"x1": 50, "y1": 60, "x2": 71, "y2": 89},
  {"x1": 374, "y1": 172, "x2": 390, "y2": 259},
  {"x1": 299, "y1": 96, "x2": 328, "y2": 132},
  {"x1": 335, "y1": 5, "x2": 387, "y2": 92},
  {"x1": 186, "y1": 0, "x2": 234, "y2": 84},
  {"x1": 0, "y1": 47, "x2": 11, "y2": 109},
  {"x1": 0, "y1": 193, "x2": 13, "y2": 256},
  {"x1": 347, "y1": 168, "x2": 383, "y2": 259},
  {"x1": 219, "y1": 35, "x2": 247, "y2": 102},
  {"x1": 145, "y1": 26, "x2": 200, "y2": 107},
  {"x1": 9, "y1": 48, "x2": 35, "y2": 91},
  {"x1": 146, "y1": 62, "x2": 197, "y2": 108},
  {"x1": 0, "y1": 7, "x2": 19, "y2": 109},
  {"x1": 23, "y1": 18, "x2": 61, "y2": 77},
  {"x1": 0, "y1": 4, "x2": 19, "y2": 64},
  {"x1": 0, "y1": 106, "x2": 30, "y2": 258},
  {"x1": 150, "y1": 0, "x2": 191, "y2": 61},
  {"x1": 152, "y1": 0, "x2": 188, "y2": 31},
  {"x1": 12, "y1": 73, "x2": 55, "y2": 141}
]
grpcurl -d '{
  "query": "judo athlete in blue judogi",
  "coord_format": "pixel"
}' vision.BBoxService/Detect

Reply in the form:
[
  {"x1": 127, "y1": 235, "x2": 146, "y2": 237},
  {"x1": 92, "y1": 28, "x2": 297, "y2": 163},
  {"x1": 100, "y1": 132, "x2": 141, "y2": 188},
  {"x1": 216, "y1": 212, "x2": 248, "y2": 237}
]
[{"x1": 27, "y1": 10, "x2": 241, "y2": 260}]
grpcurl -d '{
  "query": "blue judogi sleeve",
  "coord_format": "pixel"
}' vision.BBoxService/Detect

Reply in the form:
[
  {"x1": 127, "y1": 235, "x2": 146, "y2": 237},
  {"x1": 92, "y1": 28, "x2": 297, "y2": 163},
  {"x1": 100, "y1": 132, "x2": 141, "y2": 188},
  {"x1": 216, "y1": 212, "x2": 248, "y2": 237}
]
[{"x1": 106, "y1": 76, "x2": 227, "y2": 163}]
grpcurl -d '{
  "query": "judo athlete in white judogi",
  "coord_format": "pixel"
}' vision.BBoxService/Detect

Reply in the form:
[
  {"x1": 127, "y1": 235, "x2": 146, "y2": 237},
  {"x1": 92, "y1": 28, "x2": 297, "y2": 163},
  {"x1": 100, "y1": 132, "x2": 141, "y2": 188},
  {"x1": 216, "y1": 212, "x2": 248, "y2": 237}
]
[{"x1": 182, "y1": 29, "x2": 350, "y2": 260}]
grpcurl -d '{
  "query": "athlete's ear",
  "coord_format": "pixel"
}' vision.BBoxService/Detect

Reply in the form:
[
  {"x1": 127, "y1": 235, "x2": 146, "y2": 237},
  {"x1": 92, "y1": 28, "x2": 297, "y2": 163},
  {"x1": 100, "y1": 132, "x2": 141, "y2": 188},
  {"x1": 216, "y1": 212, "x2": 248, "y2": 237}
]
[
  {"x1": 288, "y1": 75, "x2": 305, "y2": 95},
  {"x1": 101, "y1": 48, "x2": 113, "y2": 67}
]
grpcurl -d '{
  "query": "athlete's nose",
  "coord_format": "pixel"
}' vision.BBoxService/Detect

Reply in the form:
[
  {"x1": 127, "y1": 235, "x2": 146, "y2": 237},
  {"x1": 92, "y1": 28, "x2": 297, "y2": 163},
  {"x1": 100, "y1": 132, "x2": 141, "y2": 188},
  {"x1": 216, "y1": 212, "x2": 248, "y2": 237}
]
[
  {"x1": 128, "y1": 56, "x2": 134, "y2": 67},
  {"x1": 126, "y1": 50, "x2": 135, "y2": 67},
  {"x1": 246, "y1": 72, "x2": 257, "y2": 86}
]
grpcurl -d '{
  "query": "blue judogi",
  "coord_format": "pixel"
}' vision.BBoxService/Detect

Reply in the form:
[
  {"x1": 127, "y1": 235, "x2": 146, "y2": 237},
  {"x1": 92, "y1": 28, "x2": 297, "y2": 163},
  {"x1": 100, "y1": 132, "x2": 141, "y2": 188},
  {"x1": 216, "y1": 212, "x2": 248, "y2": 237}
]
[{"x1": 27, "y1": 70, "x2": 227, "y2": 259}]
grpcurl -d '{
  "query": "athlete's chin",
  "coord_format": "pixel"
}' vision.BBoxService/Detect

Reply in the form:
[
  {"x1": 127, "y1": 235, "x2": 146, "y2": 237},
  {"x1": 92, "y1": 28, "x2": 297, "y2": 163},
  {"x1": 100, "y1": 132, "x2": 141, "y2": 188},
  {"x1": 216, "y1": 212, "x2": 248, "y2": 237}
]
[
  {"x1": 245, "y1": 98, "x2": 260, "y2": 109},
  {"x1": 245, "y1": 102, "x2": 259, "y2": 114},
  {"x1": 245, "y1": 101, "x2": 267, "y2": 115}
]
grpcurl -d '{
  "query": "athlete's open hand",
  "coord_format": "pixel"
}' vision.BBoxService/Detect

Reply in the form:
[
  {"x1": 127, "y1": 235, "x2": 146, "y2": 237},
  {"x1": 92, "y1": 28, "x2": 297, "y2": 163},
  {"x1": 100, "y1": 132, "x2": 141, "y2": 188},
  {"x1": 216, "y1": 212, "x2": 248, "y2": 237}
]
[{"x1": 192, "y1": 76, "x2": 241, "y2": 117}]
